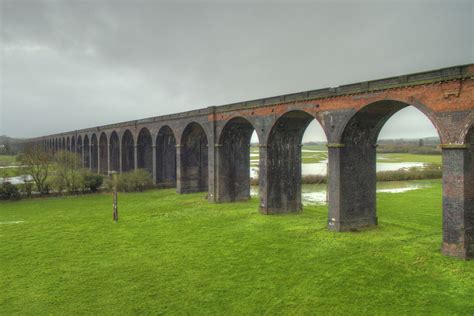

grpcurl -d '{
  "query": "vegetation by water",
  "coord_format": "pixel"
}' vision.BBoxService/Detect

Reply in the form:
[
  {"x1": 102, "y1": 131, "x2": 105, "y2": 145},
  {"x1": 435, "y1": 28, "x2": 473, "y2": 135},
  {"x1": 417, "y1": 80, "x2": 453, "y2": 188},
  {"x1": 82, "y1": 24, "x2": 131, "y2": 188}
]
[
  {"x1": 0, "y1": 180, "x2": 472, "y2": 314},
  {"x1": 250, "y1": 164, "x2": 443, "y2": 186}
]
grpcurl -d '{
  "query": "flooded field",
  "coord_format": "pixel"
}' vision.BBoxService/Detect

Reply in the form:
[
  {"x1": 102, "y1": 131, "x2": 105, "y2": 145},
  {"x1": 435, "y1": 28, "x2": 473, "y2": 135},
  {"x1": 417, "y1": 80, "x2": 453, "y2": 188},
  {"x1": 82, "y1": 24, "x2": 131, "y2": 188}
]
[
  {"x1": 251, "y1": 180, "x2": 433, "y2": 205},
  {"x1": 250, "y1": 161, "x2": 426, "y2": 178}
]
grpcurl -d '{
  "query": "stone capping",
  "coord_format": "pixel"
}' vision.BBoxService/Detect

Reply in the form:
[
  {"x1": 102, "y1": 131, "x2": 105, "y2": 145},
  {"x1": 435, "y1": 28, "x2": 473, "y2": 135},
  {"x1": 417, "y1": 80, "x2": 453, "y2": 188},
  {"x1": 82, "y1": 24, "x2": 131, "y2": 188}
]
[{"x1": 26, "y1": 63, "x2": 473, "y2": 143}]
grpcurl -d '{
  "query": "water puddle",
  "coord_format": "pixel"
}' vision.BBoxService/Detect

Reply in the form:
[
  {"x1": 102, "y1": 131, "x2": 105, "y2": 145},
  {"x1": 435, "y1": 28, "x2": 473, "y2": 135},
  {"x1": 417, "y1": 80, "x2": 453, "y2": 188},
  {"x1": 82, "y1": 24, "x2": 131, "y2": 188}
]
[{"x1": 0, "y1": 175, "x2": 33, "y2": 185}]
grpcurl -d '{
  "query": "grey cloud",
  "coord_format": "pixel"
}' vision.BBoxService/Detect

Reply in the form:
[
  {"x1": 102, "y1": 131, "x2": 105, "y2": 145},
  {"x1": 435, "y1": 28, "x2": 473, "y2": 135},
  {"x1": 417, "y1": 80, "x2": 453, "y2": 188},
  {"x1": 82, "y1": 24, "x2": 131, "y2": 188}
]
[{"x1": 1, "y1": 0, "x2": 472, "y2": 139}]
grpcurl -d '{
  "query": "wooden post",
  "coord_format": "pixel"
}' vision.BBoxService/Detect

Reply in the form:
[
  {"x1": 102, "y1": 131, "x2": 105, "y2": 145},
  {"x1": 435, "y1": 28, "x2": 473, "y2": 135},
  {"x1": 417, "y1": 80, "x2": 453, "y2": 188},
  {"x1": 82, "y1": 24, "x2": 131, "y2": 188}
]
[{"x1": 111, "y1": 171, "x2": 118, "y2": 222}]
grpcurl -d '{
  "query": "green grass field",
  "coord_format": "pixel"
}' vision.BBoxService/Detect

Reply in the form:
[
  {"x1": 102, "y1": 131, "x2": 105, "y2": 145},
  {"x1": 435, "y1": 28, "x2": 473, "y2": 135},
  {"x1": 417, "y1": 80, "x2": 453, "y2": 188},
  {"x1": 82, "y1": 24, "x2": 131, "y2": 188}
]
[
  {"x1": 1, "y1": 180, "x2": 472, "y2": 314},
  {"x1": 0, "y1": 155, "x2": 18, "y2": 166}
]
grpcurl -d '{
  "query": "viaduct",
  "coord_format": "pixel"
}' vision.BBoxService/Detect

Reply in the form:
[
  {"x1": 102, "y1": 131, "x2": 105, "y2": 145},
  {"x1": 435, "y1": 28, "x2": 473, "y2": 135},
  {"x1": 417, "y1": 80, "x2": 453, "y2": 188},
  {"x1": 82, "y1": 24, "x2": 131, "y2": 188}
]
[{"x1": 23, "y1": 64, "x2": 473, "y2": 259}]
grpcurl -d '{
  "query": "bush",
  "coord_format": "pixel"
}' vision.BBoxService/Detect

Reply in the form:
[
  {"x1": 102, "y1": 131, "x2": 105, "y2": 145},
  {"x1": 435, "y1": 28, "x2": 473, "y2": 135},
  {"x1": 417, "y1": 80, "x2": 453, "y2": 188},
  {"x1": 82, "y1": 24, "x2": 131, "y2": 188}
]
[
  {"x1": 108, "y1": 169, "x2": 154, "y2": 192},
  {"x1": 82, "y1": 172, "x2": 104, "y2": 193},
  {"x1": 0, "y1": 182, "x2": 21, "y2": 201}
]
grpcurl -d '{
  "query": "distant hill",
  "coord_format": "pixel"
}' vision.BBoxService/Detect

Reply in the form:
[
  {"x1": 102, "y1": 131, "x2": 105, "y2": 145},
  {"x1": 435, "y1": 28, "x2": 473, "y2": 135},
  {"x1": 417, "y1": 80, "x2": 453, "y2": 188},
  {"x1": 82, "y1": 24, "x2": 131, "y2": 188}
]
[
  {"x1": 0, "y1": 135, "x2": 25, "y2": 145},
  {"x1": 0, "y1": 135, "x2": 25, "y2": 155}
]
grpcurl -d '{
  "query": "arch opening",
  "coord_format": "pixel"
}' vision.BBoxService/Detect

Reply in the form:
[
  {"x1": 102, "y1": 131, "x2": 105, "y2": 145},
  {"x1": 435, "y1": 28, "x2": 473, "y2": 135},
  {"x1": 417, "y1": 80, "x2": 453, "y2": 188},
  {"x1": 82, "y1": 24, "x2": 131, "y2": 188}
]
[
  {"x1": 179, "y1": 122, "x2": 208, "y2": 193},
  {"x1": 66, "y1": 137, "x2": 70, "y2": 151},
  {"x1": 71, "y1": 136, "x2": 76, "y2": 153},
  {"x1": 90, "y1": 134, "x2": 98, "y2": 172},
  {"x1": 121, "y1": 130, "x2": 135, "y2": 172},
  {"x1": 137, "y1": 128, "x2": 153, "y2": 175},
  {"x1": 82, "y1": 135, "x2": 89, "y2": 168},
  {"x1": 77, "y1": 135, "x2": 83, "y2": 166},
  {"x1": 99, "y1": 133, "x2": 108, "y2": 174},
  {"x1": 109, "y1": 132, "x2": 120, "y2": 172},
  {"x1": 330, "y1": 101, "x2": 441, "y2": 231},
  {"x1": 156, "y1": 126, "x2": 176, "y2": 188},
  {"x1": 217, "y1": 117, "x2": 257, "y2": 202},
  {"x1": 263, "y1": 110, "x2": 326, "y2": 213}
]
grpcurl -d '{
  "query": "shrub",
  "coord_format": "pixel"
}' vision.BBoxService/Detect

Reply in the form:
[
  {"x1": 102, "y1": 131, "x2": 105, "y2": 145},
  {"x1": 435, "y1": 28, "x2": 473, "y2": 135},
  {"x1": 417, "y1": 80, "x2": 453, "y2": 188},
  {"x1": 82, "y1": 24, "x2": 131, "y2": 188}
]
[
  {"x1": 0, "y1": 182, "x2": 21, "y2": 201},
  {"x1": 110, "y1": 169, "x2": 154, "y2": 192},
  {"x1": 376, "y1": 164, "x2": 442, "y2": 182},
  {"x1": 82, "y1": 172, "x2": 104, "y2": 193}
]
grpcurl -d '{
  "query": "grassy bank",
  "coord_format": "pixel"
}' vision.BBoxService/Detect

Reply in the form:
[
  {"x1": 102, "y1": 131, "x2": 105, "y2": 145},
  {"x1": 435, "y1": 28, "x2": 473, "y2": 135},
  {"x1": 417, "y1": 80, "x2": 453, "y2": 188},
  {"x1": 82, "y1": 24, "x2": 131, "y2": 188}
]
[{"x1": 1, "y1": 180, "x2": 473, "y2": 314}]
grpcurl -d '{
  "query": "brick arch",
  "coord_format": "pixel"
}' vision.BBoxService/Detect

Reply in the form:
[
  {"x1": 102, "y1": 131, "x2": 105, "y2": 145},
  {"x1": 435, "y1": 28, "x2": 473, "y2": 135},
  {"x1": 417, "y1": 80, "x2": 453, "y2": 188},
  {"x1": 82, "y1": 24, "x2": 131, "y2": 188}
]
[
  {"x1": 218, "y1": 113, "x2": 264, "y2": 145},
  {"x1": 156, "y1": 125, "x2": 177, "y2": 188},
  {"x1": 121, "y1": 129, "x2": 135, "y2": 172},
  {"x1": 99, "y1": 132, "x2": 108, "y2": 174},
  {"x1": 137, "y1": 127, "x2": 153, "y2": 175},
  {"x1": 264, "y1": 108, "x2": 328, "y2": 145},
  {"x1": 261, "y1": 110, "x2": 325, "y2": 214},
  {"x1": 90, "y1": 133, "x2": 98, "y2": 172},
  {"x1": 178, "y1": 122, "x2": 209, "y2": 193},
  {"x1": 66, "y1": 137, "x2": 70, "y2": 151},
  {"x1": 328, "y1": 99, "x2": 442, "y2": 232},
  {"x1": 109, "y1": 131, "x2": 120, "y2": 172},
  {"x1": 82, "y1": 134, "x2": 90, "y2": 168},
  {"x1": 338, "y1": 99, "x2": 442, "y2": 145},
  {"x1": 215, "y1": 117, "x2": 258, "y2": 202},
  {"x1": 71, "y1": 135, "x2": 76, "y2": 153},
  {"x1": 459, "y1": 113, "x2": 474, "y2": 144}
]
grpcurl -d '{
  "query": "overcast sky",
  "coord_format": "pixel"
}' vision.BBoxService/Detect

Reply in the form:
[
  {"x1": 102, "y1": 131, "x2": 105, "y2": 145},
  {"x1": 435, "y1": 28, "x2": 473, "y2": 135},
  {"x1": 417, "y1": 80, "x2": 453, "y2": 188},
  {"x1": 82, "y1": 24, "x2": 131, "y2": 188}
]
[{"x1": 1, "y1": 0, "x2": 472, "y2": 141}]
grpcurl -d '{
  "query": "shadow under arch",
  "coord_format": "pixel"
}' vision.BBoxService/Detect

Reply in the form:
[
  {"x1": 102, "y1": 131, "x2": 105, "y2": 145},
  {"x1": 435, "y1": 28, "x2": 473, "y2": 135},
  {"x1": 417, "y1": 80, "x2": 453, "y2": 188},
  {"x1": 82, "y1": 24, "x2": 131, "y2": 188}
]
[
  {"x1": 77, "y1": 135, "x2": 83, "y2": 164},
  {"x1": 216, "y1": 117, "x2": 258, "y2": 202},
  {"x1": 178, "y1": 122, "x2": 208, "y2": 194},
  {"x1": 329, "y1": 100, "x2": 441, "y2": 232},
  {"x1": 82, "y1": 135, "x2": 89, "y2": 168},
  {"x1": 121, "y1": 129, "x2": 135, "y2": 172},
  {"x1": 71, "y1": 136, "x2": 76, "y2": 153},
  {"x1": 90, "y1": 134, "x2": 98, "y2": 172},
  {"x1": 137, "y1": 127, "x2": 153, "y2": 175},
  {"x1": 156, "y1": 125, "x2": 177, "y2": 188},
  {"x1": 109, "y1": 131, "x2": 120, "y2": 172},
  {"x1": 99, "y1": 132, "x2": 108, "y2": 174},
  {"x1": 262, "y1": 110, "x2": 325, "y2": 214}
]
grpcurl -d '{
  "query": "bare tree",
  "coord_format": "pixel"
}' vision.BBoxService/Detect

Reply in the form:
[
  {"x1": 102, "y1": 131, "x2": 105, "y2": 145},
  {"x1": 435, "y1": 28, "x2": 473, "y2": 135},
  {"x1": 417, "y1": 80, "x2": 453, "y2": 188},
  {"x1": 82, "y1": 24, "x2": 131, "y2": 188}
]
[
  {"x1": 54, "y1": 150, "x2": 82, "y2": 193},
  {"x1": 17, "y1": 144, "x2": 52, "y2": 194}
]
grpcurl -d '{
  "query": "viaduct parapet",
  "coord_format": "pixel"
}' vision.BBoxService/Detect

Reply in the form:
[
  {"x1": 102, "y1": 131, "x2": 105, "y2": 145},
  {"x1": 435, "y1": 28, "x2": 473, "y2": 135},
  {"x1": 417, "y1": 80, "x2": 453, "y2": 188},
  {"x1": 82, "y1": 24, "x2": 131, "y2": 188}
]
[{"x1": 23, "y1": 64, "x2": 474, "y2": 259}]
